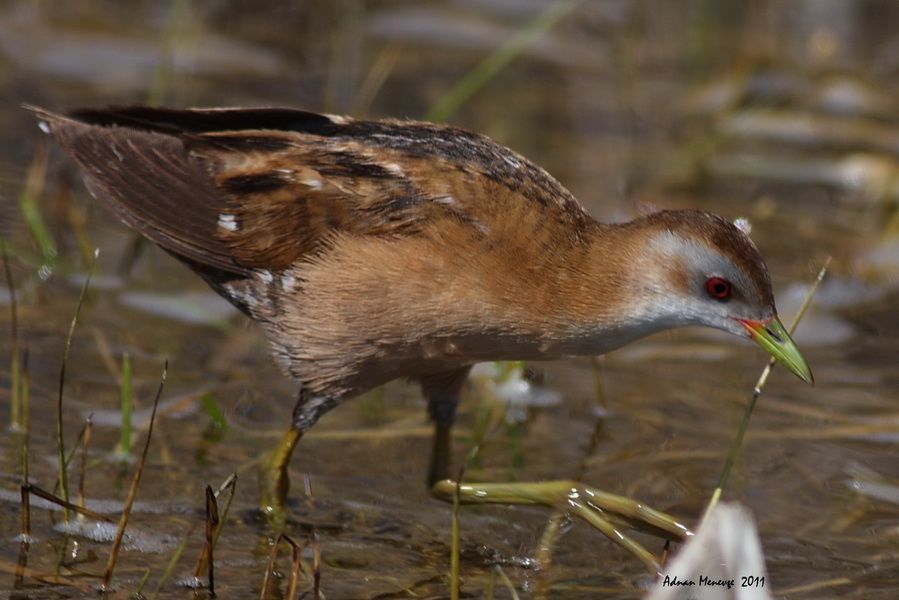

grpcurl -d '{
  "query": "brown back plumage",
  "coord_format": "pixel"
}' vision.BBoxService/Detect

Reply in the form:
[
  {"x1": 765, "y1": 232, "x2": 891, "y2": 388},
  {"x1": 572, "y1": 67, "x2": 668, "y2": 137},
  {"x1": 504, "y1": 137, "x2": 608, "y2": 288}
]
[{"x1": 31, "y1": 106, "x2": 594, "y2": 282}]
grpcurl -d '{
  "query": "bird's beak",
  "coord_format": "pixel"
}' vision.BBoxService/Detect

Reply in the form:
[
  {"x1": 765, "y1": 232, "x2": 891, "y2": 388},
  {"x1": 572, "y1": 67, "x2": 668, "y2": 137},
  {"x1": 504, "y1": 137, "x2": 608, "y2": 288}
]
[{"x1": 739, "y1": 317, "x2": 813, "y2": 384}]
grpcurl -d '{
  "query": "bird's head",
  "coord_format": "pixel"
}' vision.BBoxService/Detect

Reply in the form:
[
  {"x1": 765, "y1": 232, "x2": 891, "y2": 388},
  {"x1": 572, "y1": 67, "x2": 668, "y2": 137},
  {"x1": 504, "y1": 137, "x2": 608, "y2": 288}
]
[{"x1": 628, "y1": 210, "x2": 812, "y2": 383}]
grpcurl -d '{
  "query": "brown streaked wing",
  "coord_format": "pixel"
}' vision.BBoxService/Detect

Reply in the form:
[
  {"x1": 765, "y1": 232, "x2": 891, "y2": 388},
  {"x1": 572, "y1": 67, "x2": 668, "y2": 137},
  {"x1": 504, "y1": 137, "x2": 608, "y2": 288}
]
[
  {"x1": 31, "y1": 107, "x2": 249, "y2": 276},
  {"x1": 33, "y1": 106, "x2": 594, "y2": 275},
  {"x1": 192, "y1": 130, "x2": 442, "y2": 270}
]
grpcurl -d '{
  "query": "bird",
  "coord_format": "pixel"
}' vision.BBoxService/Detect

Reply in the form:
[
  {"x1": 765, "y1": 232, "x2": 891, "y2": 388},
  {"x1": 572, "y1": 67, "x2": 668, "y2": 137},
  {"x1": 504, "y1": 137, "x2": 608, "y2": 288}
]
[{"x1": 32, "y1": 105, "x2": 811, "y2": 559}]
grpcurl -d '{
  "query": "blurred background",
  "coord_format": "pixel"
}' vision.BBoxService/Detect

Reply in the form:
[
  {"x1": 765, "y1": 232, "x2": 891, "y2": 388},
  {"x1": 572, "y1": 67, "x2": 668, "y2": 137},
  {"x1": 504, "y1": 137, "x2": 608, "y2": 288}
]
[{"x1": 1, "y1": 1, "x2": 898, "y2": 598}]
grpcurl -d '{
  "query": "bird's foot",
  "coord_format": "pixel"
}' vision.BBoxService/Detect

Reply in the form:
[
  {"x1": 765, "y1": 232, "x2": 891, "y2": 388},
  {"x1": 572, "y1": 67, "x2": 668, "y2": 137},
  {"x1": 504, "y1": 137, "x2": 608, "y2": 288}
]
[{"x1": 430, "y1": 479, "x2": 692, "y2": 573}]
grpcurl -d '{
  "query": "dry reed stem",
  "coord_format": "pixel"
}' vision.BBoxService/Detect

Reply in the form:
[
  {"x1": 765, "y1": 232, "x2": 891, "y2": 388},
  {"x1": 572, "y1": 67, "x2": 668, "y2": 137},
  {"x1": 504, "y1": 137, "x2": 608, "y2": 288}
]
[
  {"x1": 211, "y1": 473, "x2": 237, "y2": 546},
  {"x1": 193, "y1": 473, "x2": 237, "y2": 581},
  {"x1": 258, "y1": 534, "x2": 281, "y2": 600},
  {"x1": 450, "y1": 475, "x2": 462, "y2": 600},
  {"x1": 312, "y1": 531, "x2": 321, "y2": 599},
  {"x1": 204, "y1": 485, "x2": 219, "y2": 597},
  {"x1": 20, "y1": 348, "x2": 30, "y2": 465},
  {"x1": 285, "y1": 534, "x2": 302, "y2": 600},
  {"x1": 702, "y1": 258, "x2": 831, "y2": 524},
  {"x1": 19, "y1": 484, "x2": 30, "y2": 539},
  {"x1": 52, "y1": 419, "x2": 92, "y2": 497},
  {"x1": 18, "y1": 350, "x2": 31, "y2": 541},
  {"x1": 77, "y1": 416, "x2": 93, "y2": 509},
  {"x1": 24, "y1": 483, "x2": 115, "y2": 524},
  {"x1": 2, "y1": 240, "x2": 21, "y2": 430},
  {"x1": 117, "y1": 353, "x2": 132, "y2": 459},
  {"x1": 56, "y1": 248, "x2": 98, "y2": 521},
  {"x1": 101, "y1": 361, "x2": 166, "y2": 592},
  {"x1": 259, "y1": 534, "x2": 305, "y2": 600},
  {"x1": 776, "y1": 576, "x2": 853, "y2": 595}
]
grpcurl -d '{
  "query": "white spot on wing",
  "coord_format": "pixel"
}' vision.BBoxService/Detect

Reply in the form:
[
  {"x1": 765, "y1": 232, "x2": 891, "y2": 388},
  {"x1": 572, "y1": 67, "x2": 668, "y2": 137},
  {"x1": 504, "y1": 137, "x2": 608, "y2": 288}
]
[
  {"x1": 434, "y1": 195, "x2": 457, "y2": 207},
  {"x1": 218, "y1": 214, "x2": 239, "y2": 231},
  {"x1": 37, "y1": 121, "x2": 51, "y2": 134},
  {"x1": 384, "y1": 162, "x2": 403, "y2": 175},
  {"x1": 301, "y1": 177, "x2": 323, "y2": 190},
  {"x1": 323, "y1": 113, "x2": 350, "y2": 124}
]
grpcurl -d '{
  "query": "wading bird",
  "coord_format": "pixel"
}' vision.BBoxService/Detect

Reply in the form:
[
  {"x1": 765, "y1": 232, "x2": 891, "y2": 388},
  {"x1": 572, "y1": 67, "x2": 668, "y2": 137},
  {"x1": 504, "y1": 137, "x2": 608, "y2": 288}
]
[{"x1": 33, "y1": 106, "x2": 811, "y2": 571}]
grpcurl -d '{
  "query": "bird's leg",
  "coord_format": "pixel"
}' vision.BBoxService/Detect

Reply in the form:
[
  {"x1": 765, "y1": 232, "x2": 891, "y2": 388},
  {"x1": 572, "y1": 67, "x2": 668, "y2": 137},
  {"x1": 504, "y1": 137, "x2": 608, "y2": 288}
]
[
  {"x1": 260, "y1": 388, "x2": 337, "y2": 519},
  {"x1": 430, "y1": 479, "x2": 692, "y2": 573},
  {"x1": 260, "y1": 427, "x2": 301, "y2": 514},
  {"x1": 428, "y1": 397, "x2": 457, "y2": 487},
  {"x1": 420, "y1": 368, "x2": 471, "y2": 489},
  {"x1": 422, "y1": 365, "x2": 692, "y2": 573}
]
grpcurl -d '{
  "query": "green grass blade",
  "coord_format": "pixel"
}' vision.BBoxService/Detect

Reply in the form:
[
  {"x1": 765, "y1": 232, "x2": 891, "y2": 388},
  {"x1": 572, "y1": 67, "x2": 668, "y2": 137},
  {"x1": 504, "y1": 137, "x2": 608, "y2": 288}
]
[
  {"x1": 424, "y1": 0, "x2": 584, "y2": 122},
  {"x1": 18, "y1": 142, "x2": 57, "y2": 265},
  {"x1": 116, "y1": 353, "x2": 133, "y2": 459},
  {"x1": 200, "y1": 392, "x2": 228, "y2": 430}
]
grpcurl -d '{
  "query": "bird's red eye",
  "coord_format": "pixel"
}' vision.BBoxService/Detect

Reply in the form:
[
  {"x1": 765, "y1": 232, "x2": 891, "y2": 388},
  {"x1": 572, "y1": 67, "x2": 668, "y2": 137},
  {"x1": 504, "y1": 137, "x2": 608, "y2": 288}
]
[{"x1": 705, "y1": 277, "x2": 732, "y2": 301}]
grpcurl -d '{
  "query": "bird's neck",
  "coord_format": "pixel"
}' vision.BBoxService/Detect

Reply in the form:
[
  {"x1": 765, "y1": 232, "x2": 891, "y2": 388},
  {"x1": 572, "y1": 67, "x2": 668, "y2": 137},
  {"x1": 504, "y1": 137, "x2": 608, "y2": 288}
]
[{"x1": 537, "y1": 221, "x2": 680, "y2": 357}]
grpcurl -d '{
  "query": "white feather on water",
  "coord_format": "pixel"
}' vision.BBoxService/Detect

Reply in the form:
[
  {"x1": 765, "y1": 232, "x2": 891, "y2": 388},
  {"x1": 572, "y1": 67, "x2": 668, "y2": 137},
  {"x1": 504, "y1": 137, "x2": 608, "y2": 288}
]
[{"x1": 647, "y1": 503, "x2": 773, "y2": 600}]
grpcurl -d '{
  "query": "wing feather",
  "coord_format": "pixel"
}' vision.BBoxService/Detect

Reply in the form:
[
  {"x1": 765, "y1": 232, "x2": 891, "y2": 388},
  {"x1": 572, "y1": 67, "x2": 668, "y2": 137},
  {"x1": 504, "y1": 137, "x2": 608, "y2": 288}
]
[{"x1": 32, "y1": 106, "x2": 593, "y2": 276}]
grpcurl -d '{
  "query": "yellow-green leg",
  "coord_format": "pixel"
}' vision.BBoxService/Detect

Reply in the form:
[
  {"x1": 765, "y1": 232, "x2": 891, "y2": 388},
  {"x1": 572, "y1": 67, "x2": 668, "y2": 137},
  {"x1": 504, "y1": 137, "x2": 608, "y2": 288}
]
[
  {"x1": 259, "y1": 388, "x2": 338, "y2": 524},
  {"x1": 260, "y1": 425, "x2": 302, "y2": 516},
  {"x1": 430, "y1": 479, "x2": 691, "y2": 574}
]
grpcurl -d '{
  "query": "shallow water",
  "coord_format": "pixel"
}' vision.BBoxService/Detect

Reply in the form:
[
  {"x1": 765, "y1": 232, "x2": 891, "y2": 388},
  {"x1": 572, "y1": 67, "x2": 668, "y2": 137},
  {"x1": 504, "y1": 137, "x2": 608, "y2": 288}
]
[{"x1": 1, "y1": 1, "x2": 898, "y2": 598}]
